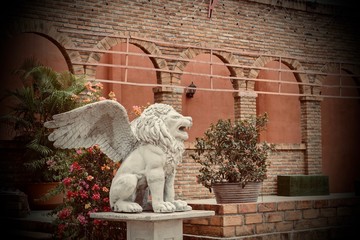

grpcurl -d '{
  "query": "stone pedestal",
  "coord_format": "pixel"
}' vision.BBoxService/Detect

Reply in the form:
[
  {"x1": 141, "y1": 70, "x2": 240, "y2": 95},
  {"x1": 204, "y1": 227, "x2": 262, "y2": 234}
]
[{"x1": 90, "y1": 210, "x2": 215, "y2": 240}]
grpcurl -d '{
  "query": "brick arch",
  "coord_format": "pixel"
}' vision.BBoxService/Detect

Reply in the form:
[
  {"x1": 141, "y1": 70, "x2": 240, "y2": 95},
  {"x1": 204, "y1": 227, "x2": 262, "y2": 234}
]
[
  {"x1": 249, "y1": 56, "x2": 312, "y2": 94},
  {"x1": 5, "y1": 19, "x2": 83, "y2": 74},
  {"x1": 86, "y1": 32, "x2": 170, "y2": 84},
  {"x1": 173, "y1": 44, "x2": 244, "y2": 89},
  {"x1": 317, "y1": 63, "x2": 339, "y2": 95},
  {"x1": 319, "y1": 63, "x2": 360, "y2": 96},
  {"x1": 319, "y1": 62, "x2": 360, "y2": 78}
]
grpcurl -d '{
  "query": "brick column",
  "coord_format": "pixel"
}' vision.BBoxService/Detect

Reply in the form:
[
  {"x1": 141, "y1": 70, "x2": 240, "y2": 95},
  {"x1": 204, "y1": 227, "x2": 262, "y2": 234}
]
[
  {"x1": 233, "y1": 90, "x2": 257, "y2": 120},
  {"x1": 300, "y1": 96, "x2": 323, "y2": 175},
  {"x1": 153, "y1": 86, "x2": 183, "y2": 113}
]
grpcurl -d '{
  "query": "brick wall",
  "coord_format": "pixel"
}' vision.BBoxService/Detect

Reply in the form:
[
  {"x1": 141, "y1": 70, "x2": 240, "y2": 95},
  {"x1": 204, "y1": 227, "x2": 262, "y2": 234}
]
[
  {"x1": 5, "y1": 0, "x2": 359, "y2": 72},
  {"x1": 2, "y1": 0, "x2": 359, "y2": 197},
  {"x1": 184, "y1": 195, "x2": 359, "y2": 239}
]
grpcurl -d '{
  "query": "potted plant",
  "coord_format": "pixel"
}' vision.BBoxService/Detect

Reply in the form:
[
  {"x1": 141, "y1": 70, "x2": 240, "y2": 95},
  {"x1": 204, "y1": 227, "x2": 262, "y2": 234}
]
[
  {"x1": 0, "y1": 58, "x2": 89, "y2": 209},
  {"x1": 191, "y1": 113, "x2": 275, "y2": 203}
]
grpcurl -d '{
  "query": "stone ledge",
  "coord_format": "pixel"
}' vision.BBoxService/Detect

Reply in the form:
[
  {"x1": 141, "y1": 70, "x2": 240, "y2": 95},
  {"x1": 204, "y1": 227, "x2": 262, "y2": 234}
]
[
  {"x1": 90, "y1": 210, "x2": 215, "y2": 222},
  {"x1": 91, "y1": 210, "x2": 215, "y2": 240}
]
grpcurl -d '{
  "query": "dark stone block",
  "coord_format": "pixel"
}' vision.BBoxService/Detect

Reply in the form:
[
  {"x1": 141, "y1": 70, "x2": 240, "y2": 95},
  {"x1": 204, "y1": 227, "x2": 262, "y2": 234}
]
[
  {"x1": 0, "y1": 189, "x2": 30, "y2": 218},
  {"x1": 277, "y1": 175, "x2": 329, "y2": 196}
]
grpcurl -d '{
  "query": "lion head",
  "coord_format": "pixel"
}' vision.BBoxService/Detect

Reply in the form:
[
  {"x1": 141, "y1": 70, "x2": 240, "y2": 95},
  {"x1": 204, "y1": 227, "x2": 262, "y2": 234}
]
[{"x1": 131, "y1": 103, "x2": 192, "y2": 163}]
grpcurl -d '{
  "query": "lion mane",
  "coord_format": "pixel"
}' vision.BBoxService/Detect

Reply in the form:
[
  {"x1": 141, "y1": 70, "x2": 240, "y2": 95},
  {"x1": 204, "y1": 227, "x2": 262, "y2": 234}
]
[{"x1": 131, "y1": 103, "x2": 185, "y2": 167}]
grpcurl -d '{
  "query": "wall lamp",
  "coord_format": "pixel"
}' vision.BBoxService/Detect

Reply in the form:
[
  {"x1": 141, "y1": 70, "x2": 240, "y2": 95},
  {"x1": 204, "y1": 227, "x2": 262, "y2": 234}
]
[{"x1": 185, "y1": 82, "x2": 197, "y2": 98}]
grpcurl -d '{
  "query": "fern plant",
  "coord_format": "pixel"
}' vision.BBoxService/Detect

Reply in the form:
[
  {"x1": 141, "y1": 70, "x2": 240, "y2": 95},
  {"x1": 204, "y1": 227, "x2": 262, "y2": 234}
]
[{"x1": 1, "y1": 58, "x2": 87, "y2": 182}]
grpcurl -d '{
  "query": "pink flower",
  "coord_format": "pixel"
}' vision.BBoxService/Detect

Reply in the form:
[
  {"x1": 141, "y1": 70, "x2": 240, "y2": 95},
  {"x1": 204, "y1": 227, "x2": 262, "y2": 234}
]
[
  {"x1": 102, "y1": 187, "x2": 109, "y2": 192},
  {"x1": 70, "y1": 162, "x2": 82, "y2": 172},
  {"x1": 58, "y1": 208, "x2": 72, "y2": 219},
  {"x1": 79, "y1": 190, "x2": 89, "y2": 199},
  {"x1": 62, "y1": 177, "x2": 72, "y2": 186},
  {"x1": 132, "y1": 105, "x2": 142, "y2": 116},
  {"x1": 93, "y1": 219, "x2": 102, "y2": 225},
  {"x1": 66, "y1": 191, "x2": 78, "y2": 199},
  {"x1": 77, "y1": 214, "x2": 88, "y2": 224},
  {"x1": 86, "y1": 175, "x2": 94, "y2": 181},
  {"x1": 91, "y1": 184, "x2": 100, "y2": 191},
  {"x1": 95, "y1": 82, "x2": 104, "y2": 89},
  {"x1": 103, "y1": 206, "x2": 111, "y2": 212},
  {"x1": 84, "y1": 81, "x2": 92, "y2": 90},
  {"x1": 91, "y1": 193, "x2": 100, "y2": 200},
  {"x1": 80, "y1": 180, "x2": 89, "y2": 189},
  {"x1": 101, "y1": 164, "x2": 110, "y2": 171}
]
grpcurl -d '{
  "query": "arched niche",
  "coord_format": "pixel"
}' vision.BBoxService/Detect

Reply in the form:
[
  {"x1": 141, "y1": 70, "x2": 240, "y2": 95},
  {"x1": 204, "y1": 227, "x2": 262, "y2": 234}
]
[
  {"x1": 95, "y1": 42, "x2": 157, "y2": 120},
  {"x1": 321, "y1": 65, "x2": 360, "y2": 192},
  {"x1": 255, "y1": 60, "x2": 302, "y2": 144},
  {"x1": 0, "y1": 32, "x2": 69, "y2": 140},
  {"x1": 181, "y1": 53, "x2": 234, "y2": 142}
]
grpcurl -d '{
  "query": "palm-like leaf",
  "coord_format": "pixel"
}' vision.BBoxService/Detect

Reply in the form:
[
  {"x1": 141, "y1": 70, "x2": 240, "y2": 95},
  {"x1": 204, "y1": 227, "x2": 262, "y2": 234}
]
[{"x1": 1, "y1": 58, "x2": 88, "y2": 182}]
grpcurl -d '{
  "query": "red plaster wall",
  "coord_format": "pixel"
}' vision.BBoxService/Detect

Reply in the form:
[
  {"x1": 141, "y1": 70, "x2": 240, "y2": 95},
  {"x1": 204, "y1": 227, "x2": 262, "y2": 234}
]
[
  {"x1": 256, "y1": 61, "x2": 301, "y2": 144},
  {"x1": 321, "y1": 74, "x2": 360, "y2": 193},
  {"x1": 181, "y1": 54, "x2": 234, "y2": 142},
  {"x1": 95, "y1": 43, "x2": 156, "y2": 121}
]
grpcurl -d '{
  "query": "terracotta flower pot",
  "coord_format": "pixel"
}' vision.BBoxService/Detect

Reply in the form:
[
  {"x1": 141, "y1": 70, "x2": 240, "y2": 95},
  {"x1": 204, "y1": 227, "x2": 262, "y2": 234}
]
[
  {"x1": 212, "y1": 182, "x2": 262, "y2": 204},
  {"x1": 26, "y1": 182, "x2": 64, "y2": 210}
]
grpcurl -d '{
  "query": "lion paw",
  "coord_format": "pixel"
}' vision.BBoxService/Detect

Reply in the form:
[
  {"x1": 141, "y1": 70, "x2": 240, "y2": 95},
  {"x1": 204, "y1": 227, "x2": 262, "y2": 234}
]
[
  {"x1": 173, "y1": 200, "x2": 192, "y2": 212},
  {"x1": 152, "y1": 202, "x2": 176, "y2": 213},
  {"x1": 112, "y1": 201, "x2": 143, "y2": 213}
]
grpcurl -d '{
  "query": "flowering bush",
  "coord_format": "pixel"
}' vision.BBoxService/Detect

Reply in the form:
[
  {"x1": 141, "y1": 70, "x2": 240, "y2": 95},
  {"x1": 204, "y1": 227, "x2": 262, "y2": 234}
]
[
  {"x1": 0, "y1": 57, "x2": 117, "y2": 184},
  {"x1": 49, "y1": 101, "x2": 151, "y2": 239},
  {"x1": 191, "y1": 113, "x2": 275, "y2": 191},
  {"x1": 82, "y1": 81, "x2": 117, "y2": 103},
  {"x1": 131, "y1": 102, "x2": 151, "y2": 118},
  {"x1": 51, "y1": 146, "x2": 125, "y2": 239},
  {"x1": 40, "y1": 81, "x2": 117, "y2": 183}
]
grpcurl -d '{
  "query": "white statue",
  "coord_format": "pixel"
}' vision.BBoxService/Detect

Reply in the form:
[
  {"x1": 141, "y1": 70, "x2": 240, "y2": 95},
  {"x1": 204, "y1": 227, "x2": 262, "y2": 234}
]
[{"x1": 44, "y1": 100, "x2": 193, "y2": 213}]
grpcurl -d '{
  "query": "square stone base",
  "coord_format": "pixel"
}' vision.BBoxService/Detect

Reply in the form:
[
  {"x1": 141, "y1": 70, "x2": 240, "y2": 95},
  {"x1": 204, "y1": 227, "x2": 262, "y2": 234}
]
[
  {"x1": 90, "y1": 210, "x2": 215, "y2": 240},
  {"x1": 277, "y1": 175, "x2": 329, "y2": 196}
]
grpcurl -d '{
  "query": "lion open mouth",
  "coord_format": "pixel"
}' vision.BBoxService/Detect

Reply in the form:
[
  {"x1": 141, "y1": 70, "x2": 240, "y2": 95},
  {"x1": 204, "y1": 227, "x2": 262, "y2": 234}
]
[
  {"x1": 165, "y1": 112, "x2": 192, "y2": 141},
  {"x1": 179, "y1": 126, "x2": 188, "y2": 131},
  {"x1": 178, "y1": 122, "x2": 191, "y2": 132},
  {"x1": 176, "y1": 122, "x2": 192, "y2": 140}
]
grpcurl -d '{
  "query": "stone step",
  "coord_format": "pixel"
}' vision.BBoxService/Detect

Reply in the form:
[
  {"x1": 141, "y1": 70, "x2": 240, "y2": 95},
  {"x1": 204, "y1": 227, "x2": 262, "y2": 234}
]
[
  {"x1": 1, "y1": 210, "x2": 55, "y2": 239},
  {"x1": 9, "y1": 230, "x2": 53, "y2": 239}
]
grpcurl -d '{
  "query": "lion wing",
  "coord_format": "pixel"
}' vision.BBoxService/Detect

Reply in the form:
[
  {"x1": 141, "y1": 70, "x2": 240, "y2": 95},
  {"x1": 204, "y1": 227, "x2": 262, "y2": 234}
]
[{"x1": 44, "y1": 100, "x2": 138, "y2": 162}]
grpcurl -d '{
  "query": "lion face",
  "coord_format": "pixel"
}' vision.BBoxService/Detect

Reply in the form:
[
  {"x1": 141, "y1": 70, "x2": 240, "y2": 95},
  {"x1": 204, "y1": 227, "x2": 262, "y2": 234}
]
[
  {"x1": 162, "y1": 109, "x2": 192, "y2": 141},
  {"x1": 131, "y1": 103, "x2": 191, "y2": 165},
  {"x1": 132, "y1": 103, "x2": 192, "y2": 151}
]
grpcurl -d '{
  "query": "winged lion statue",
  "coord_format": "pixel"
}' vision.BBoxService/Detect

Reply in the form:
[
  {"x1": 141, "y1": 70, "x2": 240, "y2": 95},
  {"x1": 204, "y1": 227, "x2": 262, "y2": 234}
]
[{"x1": 44, "y1": 100, "x2": 193, "y2": 213}]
